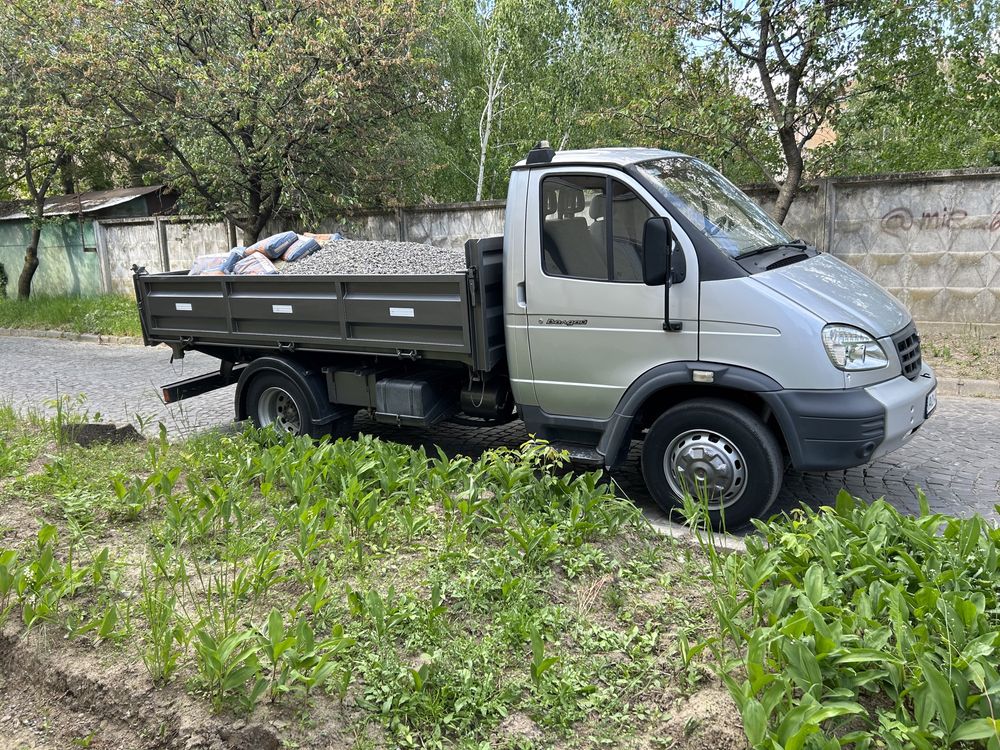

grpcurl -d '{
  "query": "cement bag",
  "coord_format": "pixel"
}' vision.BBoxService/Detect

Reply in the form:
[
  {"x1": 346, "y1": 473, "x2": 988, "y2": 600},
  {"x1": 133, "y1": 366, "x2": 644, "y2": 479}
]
[
  {"x1": 282, "y1": 235, "x2": 321, "y2": 262},
  {"x1": 233, "y1": 254, "x2": 279, "y2": 275},
  {"x1": 189, "y1": 248, "x2": 244, "y2": 276},
  {"x1": 245, "y1": 231, "x2": 297, "y2": 260}
]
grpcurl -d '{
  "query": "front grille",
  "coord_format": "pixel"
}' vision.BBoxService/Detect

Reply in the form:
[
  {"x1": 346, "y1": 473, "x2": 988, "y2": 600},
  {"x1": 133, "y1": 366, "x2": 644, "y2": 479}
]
[{"x1": 892, "y1": 323, "x2": 922, "y2": 380}]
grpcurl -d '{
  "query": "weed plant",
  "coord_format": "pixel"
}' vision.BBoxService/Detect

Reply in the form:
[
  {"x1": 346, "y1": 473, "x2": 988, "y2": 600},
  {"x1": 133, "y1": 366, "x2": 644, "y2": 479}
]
[
  {"x1": 685, "y1": 490, "x2": 1000, "y2": 749},
  {"x1": 0, "y1": 409, "x2": 716, "y2": 746}
]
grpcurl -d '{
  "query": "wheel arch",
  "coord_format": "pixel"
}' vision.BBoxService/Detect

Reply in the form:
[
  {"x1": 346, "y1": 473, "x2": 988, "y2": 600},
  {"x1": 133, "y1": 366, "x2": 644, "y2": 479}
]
[
  {"x1": 597, "y1": 362, "x2": 792, "y2": 468},
  {"x1": 236, "y1": 355, "x2": 339, "y2": 427}
]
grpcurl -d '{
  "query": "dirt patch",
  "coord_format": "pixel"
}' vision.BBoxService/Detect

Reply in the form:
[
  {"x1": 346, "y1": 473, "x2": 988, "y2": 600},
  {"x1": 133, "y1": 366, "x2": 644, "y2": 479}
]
[
  {"x1": 660, "y1": 686, "x2": 748, "y2": 750},
  {"x1": 0, "y1": 625, "x2": 235, "y2": 749},
  {"x1": 0, "y1": 494, "x2": 43, "y2": 547},
  {"x1": 922, "y1": 329, "x2": 1000, "y2": 381},
  {"x1": 494, "y1": 711, "x2": 543, "y2": 743},
  {"x1": 0, "y1": 625, "x2": 363, "y2": 750}
]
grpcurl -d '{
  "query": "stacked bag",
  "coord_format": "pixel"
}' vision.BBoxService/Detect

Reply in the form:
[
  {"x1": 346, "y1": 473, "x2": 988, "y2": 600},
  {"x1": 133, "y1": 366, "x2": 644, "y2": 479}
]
[{"x1": 189, "y1": 231, "x2": 337, "y2": 276}]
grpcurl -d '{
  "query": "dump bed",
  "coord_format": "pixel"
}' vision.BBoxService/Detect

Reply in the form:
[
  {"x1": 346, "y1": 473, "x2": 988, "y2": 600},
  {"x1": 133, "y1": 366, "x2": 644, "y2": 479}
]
[{"x1": 134, "y1": 237, "x2": 505, "y2": 373}]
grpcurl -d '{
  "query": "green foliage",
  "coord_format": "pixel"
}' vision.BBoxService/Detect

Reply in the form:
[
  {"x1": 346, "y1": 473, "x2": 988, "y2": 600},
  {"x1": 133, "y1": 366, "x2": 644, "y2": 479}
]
[
  {"x1": 137, "y1": 564, "x2": 185, "y2": 685},
  {"x1": 258, "y1": 609, "x2": 353, "y2": 703},
  {"x1": 0, "y1": 295, "x2": 142, "y2": 337},
  {"x1": 691, "y1": 490, "x2": 1000, "y2": 749},
  {"x1": 2, "y1": 523, "x2": 117, "y2": 633},
  {"x1": 1, "y1": 411, "x2": 710, "y2": 742},
  {"x1": 0, "y1": 402, "x2": 46, "y2": 480},
  {"x1": 192, "y1": 627, "x2": 267, "y2": 712},
  {"x1": 826, "y1": 1, "x2": 1000, "y2": 175},
  {"x1": 72, "y1": 0, "x2": 432, "y2": 238}
]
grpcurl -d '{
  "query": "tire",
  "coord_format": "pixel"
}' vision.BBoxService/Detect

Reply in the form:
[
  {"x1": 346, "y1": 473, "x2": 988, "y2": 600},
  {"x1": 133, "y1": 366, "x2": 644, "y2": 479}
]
[
  {"x1": 641, "y1": 398, "x2": 783, "y2": 530},
  {"x1": 245, "y1": 371, "x2": 335, "y2": 440}
]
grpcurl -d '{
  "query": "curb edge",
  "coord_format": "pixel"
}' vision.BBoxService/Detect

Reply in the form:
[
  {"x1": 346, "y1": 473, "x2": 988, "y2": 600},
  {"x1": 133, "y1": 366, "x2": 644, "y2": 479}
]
[{"x1": 0, "y1": 327, "x2": 144, "y2": 347}]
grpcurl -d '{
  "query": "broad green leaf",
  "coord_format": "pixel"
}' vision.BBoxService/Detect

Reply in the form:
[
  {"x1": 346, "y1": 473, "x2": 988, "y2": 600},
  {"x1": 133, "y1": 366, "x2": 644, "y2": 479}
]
[
  {"x1": 951, "y1": 718, "x2": 1000, "y2": 743},
  {"x1": 920, "y1": 657, "x2": 957, "y2": 732}
]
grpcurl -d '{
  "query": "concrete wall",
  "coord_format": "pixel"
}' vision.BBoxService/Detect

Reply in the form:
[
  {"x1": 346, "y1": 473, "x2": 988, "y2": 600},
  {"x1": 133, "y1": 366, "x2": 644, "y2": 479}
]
[
  {"x1": 44, "y1": 167, "x2": 1000, "y2": 330},
  {"x1": 747, "y1": 169, "x2": 1000, "y2": 328},
  {"x1": 828, "y1": 171, "x2": 1000, "y2": 328}
]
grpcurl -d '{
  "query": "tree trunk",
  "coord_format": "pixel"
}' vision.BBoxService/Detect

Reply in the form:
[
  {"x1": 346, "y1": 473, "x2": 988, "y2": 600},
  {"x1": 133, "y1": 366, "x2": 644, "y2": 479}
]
[
  {"x1": 476, "y1": 38, "x2": 506, "y2": 202},
  {"x1": 17, "y1": 225, "x2": 42, "y2": 300},
  {"x1": 771, "y1": 130, "x2": 804, "y2": 224},
  {"x1": 232, "y1": 216, "x2": 260, "y2": 245},
  {"x1": 771, "y1": 174, "x2": 801, "y2": 225},
  {"x1": 476, "y1": 87, "x2": 495, "y2": 202},
  {"x1": 60, "y1": 157, "x2": 76, "y2": 195}
]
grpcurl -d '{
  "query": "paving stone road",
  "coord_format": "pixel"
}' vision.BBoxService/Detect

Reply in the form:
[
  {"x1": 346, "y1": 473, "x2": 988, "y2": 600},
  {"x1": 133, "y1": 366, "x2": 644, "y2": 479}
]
[{"x1": 2, "y1": 335, "x2": 998, "y2": 525}]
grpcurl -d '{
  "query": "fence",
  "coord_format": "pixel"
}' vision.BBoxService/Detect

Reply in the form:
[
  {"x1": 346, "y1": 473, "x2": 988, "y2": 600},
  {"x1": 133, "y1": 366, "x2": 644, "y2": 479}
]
[{"x1": 96, "y1": 167, "x2": 1000, "y2": 329}]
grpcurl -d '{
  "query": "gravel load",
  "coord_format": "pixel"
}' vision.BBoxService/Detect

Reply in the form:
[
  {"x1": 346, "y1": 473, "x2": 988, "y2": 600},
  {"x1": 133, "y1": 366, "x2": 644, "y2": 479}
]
[{"x1": 281, "y1": 239, "x2": 467, "y2": 276}]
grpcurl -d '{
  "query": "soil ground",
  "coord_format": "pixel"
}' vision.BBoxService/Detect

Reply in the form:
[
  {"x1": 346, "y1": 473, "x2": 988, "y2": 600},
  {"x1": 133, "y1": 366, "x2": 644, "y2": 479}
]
[{"x1": 921, "y1": 328, "x2": 1000, "y2": 381}]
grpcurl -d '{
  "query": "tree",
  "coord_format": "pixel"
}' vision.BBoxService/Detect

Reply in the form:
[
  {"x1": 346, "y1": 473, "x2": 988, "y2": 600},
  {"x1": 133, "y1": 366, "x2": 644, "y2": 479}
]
[
  {"x1": 626, "y1": 0, "x2": 908, "y2": 223},
  {"x1": 426, "y1": 0, "x2": 656, "y2": 203},
  {"x1": 611, "y1": 9, "x2": 781, "y2": 187},
  {"x1": 823, "y1": 1, "x2": 1000, "y2": 174},
  {"x1": 75, "y1": 0, "x2": 429, "y2": 242},
  {"x1": 0, "y1": 2, "x2": 99, "y2": 298},
  {"x1": 426, "y1": 0, "x2": 566, "y2": 202}
]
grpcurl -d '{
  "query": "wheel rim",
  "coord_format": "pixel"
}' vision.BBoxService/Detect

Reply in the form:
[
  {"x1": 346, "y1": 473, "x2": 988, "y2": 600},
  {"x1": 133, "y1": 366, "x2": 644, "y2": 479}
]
[
  {"x1": 663, "y1": 428, "x2": 747, "y2": 510},
  {"x1": 257, "y1": 386, "x2": 302, "y2": 434}
]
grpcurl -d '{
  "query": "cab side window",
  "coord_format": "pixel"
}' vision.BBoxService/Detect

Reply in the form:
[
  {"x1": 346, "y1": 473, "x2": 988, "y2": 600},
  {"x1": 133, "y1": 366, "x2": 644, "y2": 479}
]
[
  {"x1": 610, "y1": 180, "x2": 654, "y2": 282},
  {"x1": 541, "y1": 175, "x2": 608, "y2": 280},
  {"x1": 541, "y1": 175, "x2": 654, "y2": 282}
]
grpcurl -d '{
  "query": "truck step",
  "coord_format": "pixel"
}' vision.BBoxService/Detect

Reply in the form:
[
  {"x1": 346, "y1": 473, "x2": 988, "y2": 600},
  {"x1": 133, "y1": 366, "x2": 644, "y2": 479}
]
[{"x1": 552, "y1": 443, "x2": 603, "y2": 465}]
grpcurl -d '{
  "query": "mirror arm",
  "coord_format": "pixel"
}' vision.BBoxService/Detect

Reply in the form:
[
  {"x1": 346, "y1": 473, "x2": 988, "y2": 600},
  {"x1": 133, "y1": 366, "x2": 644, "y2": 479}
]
[{"x1": 663, "y1": 241, "x2": 682, "y2": 332}]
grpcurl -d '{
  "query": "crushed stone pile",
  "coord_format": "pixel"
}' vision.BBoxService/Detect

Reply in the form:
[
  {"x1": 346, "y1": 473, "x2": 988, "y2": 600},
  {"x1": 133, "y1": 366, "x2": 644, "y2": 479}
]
[{"x1": 281, "y1": 239, "x2": 467, "y2": 276}]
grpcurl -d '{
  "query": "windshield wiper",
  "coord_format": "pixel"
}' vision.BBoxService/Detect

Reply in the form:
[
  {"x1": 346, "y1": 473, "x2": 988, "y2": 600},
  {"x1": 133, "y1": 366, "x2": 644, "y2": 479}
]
[{"x1": 738, "y1": 239, "x2": 807, "y2": 259}]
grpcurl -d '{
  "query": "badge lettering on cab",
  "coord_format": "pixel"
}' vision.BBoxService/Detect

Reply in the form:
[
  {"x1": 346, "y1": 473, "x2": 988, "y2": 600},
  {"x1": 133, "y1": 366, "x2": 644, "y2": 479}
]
[{"x1": 538, "y1": 318, "x2": 588, "y2": 326}]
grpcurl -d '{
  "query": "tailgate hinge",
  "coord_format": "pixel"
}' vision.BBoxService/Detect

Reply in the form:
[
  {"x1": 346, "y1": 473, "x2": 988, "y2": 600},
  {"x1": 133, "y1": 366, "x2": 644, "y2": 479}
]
[{"x1": 467, "y1": 267, "x2": 479, "y2": 307}]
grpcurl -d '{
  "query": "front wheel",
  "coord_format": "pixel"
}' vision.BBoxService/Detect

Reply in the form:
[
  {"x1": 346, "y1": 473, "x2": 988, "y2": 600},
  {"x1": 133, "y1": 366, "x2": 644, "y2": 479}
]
[{"x1": 641, "y1": 398, "x2": 783, "y2": 529}]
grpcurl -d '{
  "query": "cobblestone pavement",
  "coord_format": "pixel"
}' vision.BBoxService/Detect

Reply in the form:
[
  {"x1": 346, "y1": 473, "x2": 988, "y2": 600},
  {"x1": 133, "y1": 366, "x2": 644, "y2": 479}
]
[{"x1": 2, "y1": 336, "x2": 998, "y2": 526}]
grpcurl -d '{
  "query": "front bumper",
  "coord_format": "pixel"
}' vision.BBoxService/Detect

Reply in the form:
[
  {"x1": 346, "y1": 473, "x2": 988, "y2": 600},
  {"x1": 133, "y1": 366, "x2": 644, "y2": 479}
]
[
  {"x1": 763, "y1": 363, "x2": 937, "y2": 472},
  {"x1": 866, "y1": 363, "x2": 937, "y2": 460}
]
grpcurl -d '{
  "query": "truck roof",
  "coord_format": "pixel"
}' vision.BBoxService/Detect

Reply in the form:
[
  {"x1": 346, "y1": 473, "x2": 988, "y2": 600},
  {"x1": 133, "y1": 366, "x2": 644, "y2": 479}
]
[{"x1": 514, "y1": 147, "x2": 683, "y2": 169}]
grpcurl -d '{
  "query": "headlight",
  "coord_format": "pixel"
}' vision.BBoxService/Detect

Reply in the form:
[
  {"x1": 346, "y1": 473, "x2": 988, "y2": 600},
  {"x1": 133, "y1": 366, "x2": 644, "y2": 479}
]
[{"x1": 821, "y1": 325, "x2": 888, "y2": 371}]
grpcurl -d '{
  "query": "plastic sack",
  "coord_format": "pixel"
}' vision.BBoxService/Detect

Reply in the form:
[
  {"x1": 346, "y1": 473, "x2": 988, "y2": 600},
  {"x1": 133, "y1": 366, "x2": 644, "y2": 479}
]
[
  {"x1": 245, "y1": 231, "x2": 298, "y2": 260},
  {"x1": 301, "y1": 231, "x2": 344, "y2": 242},
  {"x1": 282, "y1": 235, "x2": 321, "y2": 262},
  {"x1": 233, "y1": 254, "x2": 279, "y2": 276},
  {"x1": 189, "y1": 247, "x2": 244, "y2": 276}
]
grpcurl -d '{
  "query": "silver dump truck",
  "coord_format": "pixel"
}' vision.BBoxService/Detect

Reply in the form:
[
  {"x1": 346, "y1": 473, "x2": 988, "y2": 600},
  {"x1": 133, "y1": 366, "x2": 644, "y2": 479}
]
[{"x1": 134, "y1": 143, "x2": 937, "y2": 527}]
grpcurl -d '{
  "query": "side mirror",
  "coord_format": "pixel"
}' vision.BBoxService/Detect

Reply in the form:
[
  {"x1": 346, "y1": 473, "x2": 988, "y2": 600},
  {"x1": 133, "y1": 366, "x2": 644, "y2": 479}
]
[
  {"x1": 642, "y1": 217, "x2": 683, "y2": 332},
  {"x1": 642, "y1": 217, "x2": 671, "y2": 286}
]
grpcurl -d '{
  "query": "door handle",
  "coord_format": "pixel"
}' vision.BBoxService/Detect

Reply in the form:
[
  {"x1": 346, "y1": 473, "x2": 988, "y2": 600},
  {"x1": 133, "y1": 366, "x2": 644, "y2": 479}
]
[{"x1": 516, "y1": 282, "x2": 527, "y2": 308}]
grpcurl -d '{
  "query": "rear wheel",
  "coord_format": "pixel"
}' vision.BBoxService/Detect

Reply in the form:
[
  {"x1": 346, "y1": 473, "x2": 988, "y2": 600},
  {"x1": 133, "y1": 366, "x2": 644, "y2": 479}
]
[
  {"x1": 245, "y1": 371, "x2": 350, "y2": 439},
  {"x1": 641, "y1": 398, "x2": 782, "y2": 529}
]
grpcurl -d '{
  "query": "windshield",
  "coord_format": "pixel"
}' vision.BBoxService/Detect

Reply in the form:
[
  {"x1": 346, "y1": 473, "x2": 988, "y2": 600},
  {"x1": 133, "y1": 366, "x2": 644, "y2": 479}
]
[{"x1": 637, "y1": 157, "x2": 793, "y2": 257}]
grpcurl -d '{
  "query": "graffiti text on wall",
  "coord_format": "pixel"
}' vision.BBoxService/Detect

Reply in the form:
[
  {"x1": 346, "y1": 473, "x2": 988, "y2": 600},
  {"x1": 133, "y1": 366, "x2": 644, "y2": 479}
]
[{"x1": 881, "y1": 207, "x2": 1000, "y2": 234}]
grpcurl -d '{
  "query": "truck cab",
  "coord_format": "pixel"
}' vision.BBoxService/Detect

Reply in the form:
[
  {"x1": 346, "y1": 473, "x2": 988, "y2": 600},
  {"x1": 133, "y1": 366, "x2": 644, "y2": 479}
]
[
  {"x1": 135, "y1": 143, "x2": 936, "y2": 529},
  {"x1": 502, "y1": 144, "x2": 936, "y2": 526}
]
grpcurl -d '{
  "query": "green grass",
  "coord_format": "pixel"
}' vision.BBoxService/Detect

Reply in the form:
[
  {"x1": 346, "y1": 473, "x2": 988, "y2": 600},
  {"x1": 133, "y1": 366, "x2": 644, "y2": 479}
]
[
  {"x1": 0, "y1": 294, "x2": 142, "y2": 337},
  {"x1": 686, "y1": 492, "x2": 1000, "y2": 750},
  {"x1": 0, "y1": 411, "x2": 722, "y2": 749},
  {"x1": 5, "y1": 404, "x2": 997, "y2": 749}
]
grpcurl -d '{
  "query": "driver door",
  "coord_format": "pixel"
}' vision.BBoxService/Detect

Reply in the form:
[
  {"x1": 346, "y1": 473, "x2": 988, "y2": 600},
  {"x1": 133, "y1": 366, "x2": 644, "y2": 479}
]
[{"x1": 524, "y1": 168, "x2": 699, "y2": 420}]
